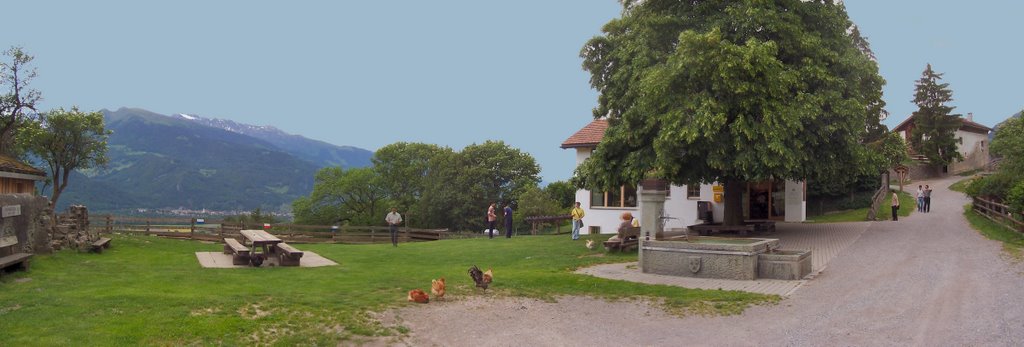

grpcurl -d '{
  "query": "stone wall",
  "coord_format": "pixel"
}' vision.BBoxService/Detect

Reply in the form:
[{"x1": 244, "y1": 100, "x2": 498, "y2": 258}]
[
  {"x1": 52, "y1": 205, "x2": 94, "y2": 251},
  {"x1": 0, "y1": 194, "x2": 54, "y2": 255}
]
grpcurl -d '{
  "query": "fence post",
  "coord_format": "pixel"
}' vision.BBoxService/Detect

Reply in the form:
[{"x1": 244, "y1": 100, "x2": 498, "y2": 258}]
[
  {"x1": 105, "y1": 215, "x2": 112, "y2": 233},
  {"x1": 190, "y1": 218, "x2": 196, "y2": 240},
  {"x1": 146, "y1": 219, "x2": 151, "y2": 233}
]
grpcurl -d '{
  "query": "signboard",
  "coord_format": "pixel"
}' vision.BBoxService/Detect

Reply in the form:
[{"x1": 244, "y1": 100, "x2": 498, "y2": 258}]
[
  {"x1": 2, "y1": 205, "x2": 21, "y2": 218},
  {"x1": 263, "y1": 223, "x2": 272, "y2": 229},
  {"x1": 196, "y1": 218, "x2": 205, "y2": 224},
  {"x1": 712, "y1": 185, "x2": 724, "y2": 193}
]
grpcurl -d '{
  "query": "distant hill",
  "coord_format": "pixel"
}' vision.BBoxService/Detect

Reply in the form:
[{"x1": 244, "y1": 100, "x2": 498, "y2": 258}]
[{"x1": 55, "y1": 107, "x2": 373, "y2": 213}]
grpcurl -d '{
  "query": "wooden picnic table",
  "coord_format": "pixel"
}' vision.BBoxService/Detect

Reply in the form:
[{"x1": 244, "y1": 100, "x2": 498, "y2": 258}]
[{"x1": 240, "y1": 229, "x2": 283, "y2": 255}]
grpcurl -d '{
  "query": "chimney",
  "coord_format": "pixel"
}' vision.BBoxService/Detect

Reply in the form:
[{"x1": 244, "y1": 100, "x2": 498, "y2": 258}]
[{"x1": 967, "y1": 112, "x2": 974, "y2": 122}]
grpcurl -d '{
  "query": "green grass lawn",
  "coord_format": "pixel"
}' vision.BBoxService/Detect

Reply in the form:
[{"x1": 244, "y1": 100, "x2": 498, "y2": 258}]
[
  {"x1": 810, "y1": 191, "x2": 915, "y2": 223},
  {"x1": 949, "y1": 176, "x2": 976, "y2": 193},
  {"x1": 963, "y1": 204, "x2": 1024, "y2": 259},
  {"x1": 0, "y1": 234, "x2": 775, "y2": 345}
]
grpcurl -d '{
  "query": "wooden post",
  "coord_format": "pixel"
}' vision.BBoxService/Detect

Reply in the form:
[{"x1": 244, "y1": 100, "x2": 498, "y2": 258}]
[
  {"x1": 105, "y1": 215, "x2": 112, "y2": 233},
  {"x1": 190, "y1": 218, "x2": 196, "y2": 240},
  {"x1": 146, "y1": 219, "x2": 151, "y2": 233}
]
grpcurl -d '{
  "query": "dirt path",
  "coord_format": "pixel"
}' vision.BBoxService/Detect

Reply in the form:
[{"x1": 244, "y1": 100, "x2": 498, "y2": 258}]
[{"x1": 379, "y1": 176, "x2": 1024, "y2": 346}]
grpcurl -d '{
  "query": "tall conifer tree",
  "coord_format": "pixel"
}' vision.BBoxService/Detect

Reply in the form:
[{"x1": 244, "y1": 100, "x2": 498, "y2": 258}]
[{"x1": 909, "y1": 64, "x2": 962, "y2": 168}]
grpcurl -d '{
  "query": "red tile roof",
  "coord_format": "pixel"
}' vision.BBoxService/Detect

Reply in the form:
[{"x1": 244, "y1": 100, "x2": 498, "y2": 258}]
[
  {"x1": 560, "y1": 119, "x2": 608, "y2": 149},
  {"x1": 892, "y1": 115, "x2": 992, "y2": 135},
  {"x1": 0, "y1": 154, "x2": 45, "y2": 177}
]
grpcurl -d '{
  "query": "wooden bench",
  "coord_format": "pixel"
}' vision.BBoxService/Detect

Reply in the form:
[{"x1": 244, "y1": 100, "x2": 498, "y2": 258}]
[
  {"x1": 274, "y1": 242, "x2": 304, "y2": 266},
  {"x1": 223, "y1": 238, "x2": 251, "y2": 266},
  {"x1": 0, "y1": 252, "x2": 33, "y2": 275},
  {"x1": 90, "y1": 237, "x2": 112, "y2": 253},
  {"x1": 746, "y1": 220, "x2": 776, "y2": 234},
  {"x1": 604, "y1": 226, "x2": 641, "y2": 252}
]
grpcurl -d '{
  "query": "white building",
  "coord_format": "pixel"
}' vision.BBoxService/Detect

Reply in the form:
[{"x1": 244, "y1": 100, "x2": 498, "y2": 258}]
[
  {"x1": 561, "y1": 119, "x2": 806, "y2": 235},
  {"x1": 892, "y1": 112, "x2": 992, "y2": 175}
]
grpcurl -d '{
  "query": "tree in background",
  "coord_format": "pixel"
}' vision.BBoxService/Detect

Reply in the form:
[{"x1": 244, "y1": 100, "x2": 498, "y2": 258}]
[
  {"x1": 969, "y1": 114, "x2": 1024, "y2": 212},
  {"x1": 223, "y1": 207, "x2": 279, "y2": 225},
  {"x1": 420, "y1": 141, "x2": 540, "y2": 231},
  {"x1": 576, "y1": 1, "x2": 883, "y2": 225},
  {"x1": 292, "y1": 167, "x2": 386, "y2": 225},
  {"x1": 20, "y1": 107, "x2": 111, "y2": 208},
  {"x1": 515, "y1": 185, "x2": 562, "y2": 230},
  {"x1": 543, "y1": 181, "x2": 576, "y2": 209},
  {"x1": 373, "y1": 142, "x2": 452, "y2": 222},
  {"x1": 0, "y1": 46, "x2": 41, "y2": 156},
  {"x1": 909, "y1": 64, "x2": 962, "y2": 168}
]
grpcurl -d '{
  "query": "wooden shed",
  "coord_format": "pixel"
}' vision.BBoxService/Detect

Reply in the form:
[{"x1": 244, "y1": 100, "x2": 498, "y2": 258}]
[{"x1": 0, "y1": 155, "x2": 45, "y2": 195}]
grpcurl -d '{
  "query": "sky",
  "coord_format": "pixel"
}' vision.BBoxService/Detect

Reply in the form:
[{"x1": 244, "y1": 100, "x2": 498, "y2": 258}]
[{"x1": 3, "y1": 1, "x2": 1022, "y2": 183}]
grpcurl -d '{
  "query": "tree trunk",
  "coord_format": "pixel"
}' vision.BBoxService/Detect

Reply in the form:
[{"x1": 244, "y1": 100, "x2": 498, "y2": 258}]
[{"x1": 723, "y1": 177, "x2": 744, "y2": 226}]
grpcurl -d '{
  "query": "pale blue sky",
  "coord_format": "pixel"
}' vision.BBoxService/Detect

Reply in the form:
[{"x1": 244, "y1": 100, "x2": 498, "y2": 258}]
[{"x1": 4, "y1": 1, "x2": 1022, "y2": 183}]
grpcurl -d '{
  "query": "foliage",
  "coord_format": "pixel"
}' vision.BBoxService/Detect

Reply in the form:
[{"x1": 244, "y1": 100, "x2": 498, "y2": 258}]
[
  {"x1": 575, "y1": 1, "x2": 884, "y2": 225},
  {"x1": 292, "y1": 167, "x2": 386, "y2": 226},
  {"x1": 20, "y1": 107, "x2": 111, "y2": 207},
  {"x1": 965, "y1": 114, "x2": 1024, "y2": 208},
  {"x1": 0, "y1": 235, "x2": 775, "y2": 345},
  {"x1": 949, "y1": 177, "x2": 975, "y2": 193},
  {"x1": 515, "y1": 185, "x2": 563, "y2": 228},
  {"x1": 543, "y1": 180, "x2": 576, "y2": 209},
  {"x1": 809, "y1": 190, "x2": 914, "y2": 223},
  {"x1": 908, "y1": 64, "x2": 962, "y2": 168},
  {"x1": 419, "y1": 141, "x2": 540, "y2": 231},
  {"x1": 372, "y1": 142, "x2": 451, "y2": 212},
  {"x1": 0, "y1": 46, "x2": 41, "y2": 156},
  {"x1": 963, "y1": 204, "x2": 1024, "y2": 259}
]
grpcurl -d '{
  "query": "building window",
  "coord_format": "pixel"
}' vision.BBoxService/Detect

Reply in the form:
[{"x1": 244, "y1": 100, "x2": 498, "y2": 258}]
[
  {"x1": 591, "y1": 185, "x2": 638, "y2": 208},
  {"x1": 687, "y1": 185, "x2": 701, "y2": 199},
  {"x1": 589, "y1": 226, "x2": 601, "y2": 235}
]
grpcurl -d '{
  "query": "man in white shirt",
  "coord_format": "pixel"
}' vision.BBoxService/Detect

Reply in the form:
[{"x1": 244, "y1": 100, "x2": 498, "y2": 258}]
[{"x1": 385, "y1": 207, "x2": 403, "y2": 247}]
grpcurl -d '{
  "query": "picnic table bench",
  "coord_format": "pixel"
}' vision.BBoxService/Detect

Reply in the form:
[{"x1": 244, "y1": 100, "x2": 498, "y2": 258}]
[
  {"x1": 604, "y1": 226, "x2": 641, "y2": 252},
  {"x1": 90, "y1": 237, "x2": 112, "y2": 253},
  {"x1": 274, "y1": 242, "x2": 304, "y2": 266},
  {"x1": 223, "y1": 238, "x2": 251, "y2": 265},
  {"x1": 0, "y1": 252, "x2": 32, "y2": 274}
]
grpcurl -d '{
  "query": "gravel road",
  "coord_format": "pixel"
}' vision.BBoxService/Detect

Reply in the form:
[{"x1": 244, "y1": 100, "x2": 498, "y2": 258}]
[{"x1": 378, "y1": 176, "x2": 1024, "y2": 346}]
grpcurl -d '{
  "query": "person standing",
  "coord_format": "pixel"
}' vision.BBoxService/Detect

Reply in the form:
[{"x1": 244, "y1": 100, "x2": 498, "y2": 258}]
[
  {"x1": 924, "y1": 185, "x2": 932, "y2": 213},
  {"x1": 891, "y1": 190, "x2": 900, "y2": 221},
  {"x1": 503, "y1": 203, "x2": 514, "y2": 238},
  {"x1": 916, "y1": 185, "x2": 924, "y2": 212},
  {"x1": 570, "y1": 202, "x2": 585, "y2": 240},
  {"x1": 385, "y1": 207, "x2": 403, "y2": 247},
  {"x1": 487, "y1": 202, "x2": 497, "y2": 239}
]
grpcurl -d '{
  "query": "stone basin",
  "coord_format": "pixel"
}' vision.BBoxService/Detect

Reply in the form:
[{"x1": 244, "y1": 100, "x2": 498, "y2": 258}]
[{"x1": 640, "y1": 237, "x2": 779, "y2": 280}]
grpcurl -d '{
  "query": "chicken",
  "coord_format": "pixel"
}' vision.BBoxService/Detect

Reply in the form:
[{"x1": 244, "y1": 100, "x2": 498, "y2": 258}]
[
  {"x1": 407, "y1": 289, "x2": 429, "y2": 303},
  {"x1": 468, "y1": 265, "x2": 492, "y2": 290},
  {"x1": 585, "y1": 239, "x2": 595, "y2": 250},
  {"x1": 431, "y1": 277, "x2": 446, "y2": 300}
]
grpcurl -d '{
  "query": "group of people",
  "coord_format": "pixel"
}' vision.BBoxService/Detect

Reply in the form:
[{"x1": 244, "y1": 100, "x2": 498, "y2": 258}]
[
  {"x1": 890, "y1": 184, "x2": 935, "y2": 221},
  {"x1": 383, "y1": 202, "x2": 517, "y2": 247}
]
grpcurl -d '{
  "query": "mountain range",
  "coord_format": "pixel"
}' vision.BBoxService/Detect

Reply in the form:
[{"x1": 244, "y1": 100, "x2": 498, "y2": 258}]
[{"x1": 55, "y1": 107, "x2": 373, "y2": 213}]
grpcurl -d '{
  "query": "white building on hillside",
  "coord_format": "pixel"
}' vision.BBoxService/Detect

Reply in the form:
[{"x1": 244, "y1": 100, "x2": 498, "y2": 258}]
[
  {"x1": 893, "y1": 112, "x2": 992, "y2": 175},
  {"x1": 561, "y1": 119, "x2": 806, "y2": 235}
]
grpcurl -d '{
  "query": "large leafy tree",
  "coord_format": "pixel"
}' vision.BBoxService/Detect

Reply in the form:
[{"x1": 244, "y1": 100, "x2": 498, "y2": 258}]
[
  {"x1": 291, "y1": 167, "x2": 387, "y2": 225},
  {"x1": 0, "y1": 46, "x2": 41, "y2": 156},
  {"x1": 20, "y1": 107, "x2": 111, "y2": 207},
  {"x1": 373, "y1": 142, "x2": 451, "y2": 213},
  {"x1": 576, "y1": 0, "x2": 884, "y2": 225},
  {"x1": 909, "y1": 64, "x2": 962, "y2": 168}
]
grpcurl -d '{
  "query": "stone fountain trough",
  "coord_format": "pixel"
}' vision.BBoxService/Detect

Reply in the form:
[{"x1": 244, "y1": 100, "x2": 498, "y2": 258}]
[{"x1": 640, "y1": 237, "x2": 811, "y2": 281}]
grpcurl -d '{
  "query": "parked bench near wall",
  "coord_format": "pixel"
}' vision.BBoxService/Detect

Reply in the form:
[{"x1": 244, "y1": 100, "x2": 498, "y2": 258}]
[
  {"x1": 0, "y1": 234, "x2": 32, "y2": 276},
  {"x1": 604, "y1": 226, "x2": 640, "y2": 252},
  {"x1": 223, "y1": 238, "x2": 251, "y2": 266},
  {"x1": 90, "y1": 237, "x2": 112, "y2": 253}
]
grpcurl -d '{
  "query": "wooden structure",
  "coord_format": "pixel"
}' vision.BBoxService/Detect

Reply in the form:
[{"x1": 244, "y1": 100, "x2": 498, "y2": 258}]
[
  {"x1": 524, "y1": 214, "x2": 572, "y2": 235},
  {"x1": 90, "y1": 237, "x2": 112, "y2": 253},
  {"x1": 89, "y1": 216, "x2": 449, "y2": 244},
  {"x1": 688, "y1": 220, "x2": 776, "y2": 237},
  {"x1": 973, "y1": 197, "x2": 1024, "y2": 233},
  {"x1": 0, "y1": 232, "x2": 32, "y2": 276},
  {"x1": 223, "y1": 238, "x2": 251, "y2": 265},
  {"x1": 0, "y1": 155, "x2": 45, "y2": 194},
  {"x1": 274, "y1": 243, "x2": 304, "y2": 266},
  {"x1": 603, "y1": 226, "x2": 640, "y2": 252}
]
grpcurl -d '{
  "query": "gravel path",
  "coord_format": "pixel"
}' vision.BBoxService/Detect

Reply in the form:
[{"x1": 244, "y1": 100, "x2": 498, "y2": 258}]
[{"x1": 380, "y1": 176, "x2": 1024, "y2": 346}]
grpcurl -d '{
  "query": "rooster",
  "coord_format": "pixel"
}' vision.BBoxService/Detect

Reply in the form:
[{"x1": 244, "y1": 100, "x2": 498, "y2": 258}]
[
  {"x1": 431, "y1": 277, "x2": 446, "y2": 300},
  {"x1": 468, "y1": 265, "x2": 493, "y2": 290},
  {"x1": 407, "y1": 289, "x2": 429, "y2": 303},
  {"x1": 585, "y1": 239, "x2": 595, "y2": 250}
]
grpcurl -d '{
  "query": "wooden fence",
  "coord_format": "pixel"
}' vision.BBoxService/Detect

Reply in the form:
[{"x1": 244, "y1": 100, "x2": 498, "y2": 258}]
[
  {"x1": 88, "y1": 215, "x2": 450, "y2": 244},
  {"x1": 972, "y1": 197, "x2": 1024, "y2": 234},
  {"x1": 523, "y1": 214, "x2": 572, "y2": 235}
]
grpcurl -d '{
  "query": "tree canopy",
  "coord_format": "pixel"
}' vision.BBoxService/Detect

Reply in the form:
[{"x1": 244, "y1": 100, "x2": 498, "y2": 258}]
[
  {"x1": 0, "y1": 46, "x2": 41, "y2": 156},
  {"x1": 20, "y1": 107, "x2": 111, "y2": 207},
  {"x1": 909, "y1": 64, "x2": 962, "y2": 168},
  {"x1": 575, "y1": 0, "x2": 885, "y2": 224}
]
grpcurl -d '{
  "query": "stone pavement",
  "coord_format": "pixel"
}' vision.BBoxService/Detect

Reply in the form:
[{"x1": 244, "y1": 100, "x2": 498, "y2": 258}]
[{"x1": 577, "y1": 219, "x2": 872, "y2": 296}]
